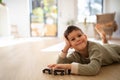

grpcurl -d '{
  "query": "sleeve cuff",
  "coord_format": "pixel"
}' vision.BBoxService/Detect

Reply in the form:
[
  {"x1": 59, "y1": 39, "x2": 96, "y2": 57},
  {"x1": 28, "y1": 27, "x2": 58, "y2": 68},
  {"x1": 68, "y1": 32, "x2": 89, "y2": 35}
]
[{"x1": 71, "y1": 62, "x2": 79, "y2": 74}]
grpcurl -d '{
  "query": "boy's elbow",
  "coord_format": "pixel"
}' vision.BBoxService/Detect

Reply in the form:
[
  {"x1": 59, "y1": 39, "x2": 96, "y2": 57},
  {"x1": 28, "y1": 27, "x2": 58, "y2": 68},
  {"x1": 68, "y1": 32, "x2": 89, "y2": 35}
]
[
  {"x1": 90, "y1": 70, "x2": 100, "y2": 75},
  {"x1": 88, "y1": 62, "x2": 101, "y2": 75},
  {"x1": 88, "y1": 67, "x2": 100, "y2": 76},
  {"x1": 84, "y1": 69, "x2": 99, "y2": 76},
  {"x1": 78, "y1": 66, "x2": 100, "y2": 76},
  {"x1": 76, "y1": 69, "x2": 99, "y2": 76}
]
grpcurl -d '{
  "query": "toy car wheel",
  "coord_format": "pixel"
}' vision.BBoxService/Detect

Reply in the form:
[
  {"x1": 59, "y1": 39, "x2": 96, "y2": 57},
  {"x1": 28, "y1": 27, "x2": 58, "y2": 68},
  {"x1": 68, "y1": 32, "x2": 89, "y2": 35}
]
[
  {"x1": 54, "y1": 72, "x2": 57, "y2": 75},
  {"x1": 43, "y1": 70, "x2": 45, "y2": 73},
  {"x1": 61, "y1": 72, "x2": 64, "y2": 75},
  {"x1": 49, "y1": 71, "x2": 52, "y2": 74}
]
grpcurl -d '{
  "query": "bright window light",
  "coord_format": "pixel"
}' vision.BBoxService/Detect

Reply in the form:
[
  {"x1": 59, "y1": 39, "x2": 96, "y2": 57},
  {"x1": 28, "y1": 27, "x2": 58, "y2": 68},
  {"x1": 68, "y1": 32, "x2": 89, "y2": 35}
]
[{"x1": 77, "y1": 0, "x2": 103, "y2": 23}]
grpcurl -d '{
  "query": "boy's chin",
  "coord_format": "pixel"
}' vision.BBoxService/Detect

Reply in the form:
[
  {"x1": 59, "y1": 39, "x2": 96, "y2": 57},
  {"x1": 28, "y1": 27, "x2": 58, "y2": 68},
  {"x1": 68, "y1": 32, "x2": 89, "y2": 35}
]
[
  {"x1": 75, "y1": 47, "x2": 85, "y2": 51},
  {"x1": 78, "y1": 45, "x2": 87, "y2": 50}
]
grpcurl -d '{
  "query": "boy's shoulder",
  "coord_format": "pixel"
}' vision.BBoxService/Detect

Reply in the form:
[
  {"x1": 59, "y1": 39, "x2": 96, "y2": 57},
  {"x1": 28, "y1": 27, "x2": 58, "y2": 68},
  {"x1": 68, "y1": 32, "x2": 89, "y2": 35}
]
[
  {"x1": 88, "y1": 41, "x2": 103, "y2": 49},
  {"x1": 88, "y1": 41, "x2": 101, "y2": 46}
]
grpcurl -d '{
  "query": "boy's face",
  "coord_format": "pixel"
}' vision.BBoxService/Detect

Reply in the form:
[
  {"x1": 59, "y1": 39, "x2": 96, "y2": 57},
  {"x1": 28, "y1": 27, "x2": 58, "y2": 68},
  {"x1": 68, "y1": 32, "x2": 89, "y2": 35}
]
[{"x1": 67, "y1": 30, "x2": 87, "y2": 51}]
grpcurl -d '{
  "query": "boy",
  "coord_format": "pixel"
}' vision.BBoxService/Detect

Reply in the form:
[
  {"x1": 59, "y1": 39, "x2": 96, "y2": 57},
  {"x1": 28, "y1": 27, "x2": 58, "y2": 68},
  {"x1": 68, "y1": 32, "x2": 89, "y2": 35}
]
[{"x1": 48, "y1": 25, "x2": 120, "y2": 75}]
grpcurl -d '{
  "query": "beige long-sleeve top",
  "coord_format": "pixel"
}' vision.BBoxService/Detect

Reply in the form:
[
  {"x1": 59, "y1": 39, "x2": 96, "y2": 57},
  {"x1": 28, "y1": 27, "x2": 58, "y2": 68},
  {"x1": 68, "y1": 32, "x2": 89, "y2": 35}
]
[{"x1": 57, "y1": 41, "x2": 120, "y2": 75}]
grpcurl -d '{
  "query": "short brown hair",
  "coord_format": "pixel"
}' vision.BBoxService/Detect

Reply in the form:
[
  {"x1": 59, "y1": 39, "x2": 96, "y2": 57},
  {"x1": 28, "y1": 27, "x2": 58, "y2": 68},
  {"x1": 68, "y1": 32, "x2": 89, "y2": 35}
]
[{"x1": 64, "y1": 25, "x2": 84, "y2": 40}]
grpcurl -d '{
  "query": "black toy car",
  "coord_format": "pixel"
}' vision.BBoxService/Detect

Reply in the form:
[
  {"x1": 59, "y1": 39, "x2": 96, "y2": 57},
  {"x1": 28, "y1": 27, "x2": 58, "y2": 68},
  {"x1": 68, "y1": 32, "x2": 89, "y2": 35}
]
[{"x1": 42, "y1": 68, "x2": 71, "y2": 75}]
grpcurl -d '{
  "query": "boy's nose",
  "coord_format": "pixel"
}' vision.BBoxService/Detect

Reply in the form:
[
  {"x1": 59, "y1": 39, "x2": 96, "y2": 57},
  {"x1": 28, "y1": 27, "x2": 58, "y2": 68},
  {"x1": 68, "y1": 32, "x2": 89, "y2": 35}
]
[{"x1": 76, "y1": 37, "x2": 80, "y2": 41}]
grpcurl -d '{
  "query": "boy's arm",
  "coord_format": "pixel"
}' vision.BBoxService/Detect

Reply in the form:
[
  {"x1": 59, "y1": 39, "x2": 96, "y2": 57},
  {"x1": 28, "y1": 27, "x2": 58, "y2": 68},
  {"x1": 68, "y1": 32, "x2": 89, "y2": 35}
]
[
  {"x1": 70, "y1": 60, "x2": 101, "y2": 75},
  {"x1": 71, "y1": 50, "x2": 102, "y2": 75},
  {"x1": 59, "y1": 37, "x2": 71, "y2": 58}
]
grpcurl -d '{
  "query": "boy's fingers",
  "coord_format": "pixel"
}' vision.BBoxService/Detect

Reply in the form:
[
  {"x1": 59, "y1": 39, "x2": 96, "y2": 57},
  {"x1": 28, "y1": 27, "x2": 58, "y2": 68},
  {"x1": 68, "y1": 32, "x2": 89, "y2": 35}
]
[{"x1": 47, "y1": 64, "x2": 57, "y2": 68}]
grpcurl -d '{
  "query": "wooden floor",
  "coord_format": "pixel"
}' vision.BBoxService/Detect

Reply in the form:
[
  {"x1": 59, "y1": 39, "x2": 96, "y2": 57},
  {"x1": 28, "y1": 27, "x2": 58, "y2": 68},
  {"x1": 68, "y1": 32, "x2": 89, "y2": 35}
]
[{"x1": 0, "y1": 37, "x2": 120, "y2": 80}]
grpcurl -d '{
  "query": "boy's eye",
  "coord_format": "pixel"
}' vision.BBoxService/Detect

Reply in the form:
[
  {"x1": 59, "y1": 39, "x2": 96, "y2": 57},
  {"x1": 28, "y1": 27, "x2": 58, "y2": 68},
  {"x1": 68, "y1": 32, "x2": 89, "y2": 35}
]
[
  {"x1": 78, "y1": 34, "x2": 82, "y2": 37},
  {"x1": 71, "y1": 38, "x2": 75, "y2": 41}
]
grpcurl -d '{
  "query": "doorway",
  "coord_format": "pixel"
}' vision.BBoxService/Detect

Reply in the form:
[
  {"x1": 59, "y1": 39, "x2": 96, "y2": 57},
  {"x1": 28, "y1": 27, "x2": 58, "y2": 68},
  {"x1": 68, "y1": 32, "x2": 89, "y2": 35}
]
[{"x1": 30, "y1": 0, "x2": 58, "y2": 37}]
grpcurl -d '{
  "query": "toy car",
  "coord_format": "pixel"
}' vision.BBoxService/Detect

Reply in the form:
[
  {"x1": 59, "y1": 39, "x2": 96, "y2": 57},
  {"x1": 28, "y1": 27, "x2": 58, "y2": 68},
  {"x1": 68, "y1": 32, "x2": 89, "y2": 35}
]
[{"x1": 42, "y1": 68, "x2": 71, "y2": 75}]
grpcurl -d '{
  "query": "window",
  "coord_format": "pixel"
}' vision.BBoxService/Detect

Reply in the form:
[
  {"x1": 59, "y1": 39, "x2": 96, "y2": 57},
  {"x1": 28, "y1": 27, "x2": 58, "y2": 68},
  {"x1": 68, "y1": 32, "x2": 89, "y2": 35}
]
[
  {"x1": 77, "y1": 0, "x2": 103, "y2": 23},
  {"x1": 30, "y1": 0, "x2": 58, "y2": 37}
]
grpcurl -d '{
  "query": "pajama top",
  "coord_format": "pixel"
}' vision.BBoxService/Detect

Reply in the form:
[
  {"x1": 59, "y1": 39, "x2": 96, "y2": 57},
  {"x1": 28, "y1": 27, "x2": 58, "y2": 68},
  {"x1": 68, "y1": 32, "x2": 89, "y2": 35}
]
[{"x1": 57, "y1": 41, "x2": 120, "y2": 75}]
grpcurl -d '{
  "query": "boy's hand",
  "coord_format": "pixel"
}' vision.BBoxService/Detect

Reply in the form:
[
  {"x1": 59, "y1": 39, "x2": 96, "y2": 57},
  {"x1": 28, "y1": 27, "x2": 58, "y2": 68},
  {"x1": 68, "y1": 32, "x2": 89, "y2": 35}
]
[
  {"x1": 48, "y1": 64, "x2": 71, "y2": 70},
  {"x1": 64, "y1": 37, "x2": 71, "y2": 49},
  {"x1": 62, "y1": 37, "x2": 71, "y2": 53}
]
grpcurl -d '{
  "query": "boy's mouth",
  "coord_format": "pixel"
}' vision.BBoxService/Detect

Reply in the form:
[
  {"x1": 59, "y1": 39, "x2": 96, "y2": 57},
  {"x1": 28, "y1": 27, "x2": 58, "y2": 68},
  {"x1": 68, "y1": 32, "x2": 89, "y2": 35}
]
[{"x1": 76, "y1": 41, "x2": 83, "y2": 46}]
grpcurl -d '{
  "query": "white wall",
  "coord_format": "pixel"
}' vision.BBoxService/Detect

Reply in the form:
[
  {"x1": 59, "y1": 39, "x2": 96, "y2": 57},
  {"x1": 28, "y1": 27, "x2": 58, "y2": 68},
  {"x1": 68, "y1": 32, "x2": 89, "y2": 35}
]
[
  {"x1": 58, "y1": 0, "x2": 77, "y2": 38},
  {"x1": 4, "y1": 0, "x2": 30, "y2": 37},
  {"x1": 0, "y1": 3, "x2": 11, "y2": 37}
]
